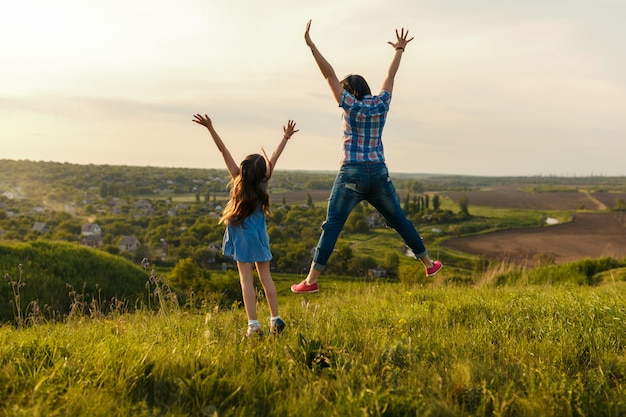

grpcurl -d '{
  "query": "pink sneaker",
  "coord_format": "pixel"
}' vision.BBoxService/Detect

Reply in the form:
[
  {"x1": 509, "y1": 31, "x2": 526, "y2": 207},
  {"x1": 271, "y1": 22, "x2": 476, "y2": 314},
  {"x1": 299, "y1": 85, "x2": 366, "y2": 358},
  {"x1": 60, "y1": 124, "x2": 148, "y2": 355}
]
[
  {"x1": 426, "y1": 261, "x2": 443, "y2": 277},
  {"x1": 291, "y1": 280, "x2": 319, "y2": 294}
]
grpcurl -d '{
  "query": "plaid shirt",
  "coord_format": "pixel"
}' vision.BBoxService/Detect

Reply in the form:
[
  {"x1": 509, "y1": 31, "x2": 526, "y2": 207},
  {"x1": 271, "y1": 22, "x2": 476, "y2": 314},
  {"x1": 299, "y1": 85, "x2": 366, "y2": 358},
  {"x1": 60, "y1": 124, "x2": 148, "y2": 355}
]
[{"x1": 339, "y1": 89, "x2": 391, "y2": 163}]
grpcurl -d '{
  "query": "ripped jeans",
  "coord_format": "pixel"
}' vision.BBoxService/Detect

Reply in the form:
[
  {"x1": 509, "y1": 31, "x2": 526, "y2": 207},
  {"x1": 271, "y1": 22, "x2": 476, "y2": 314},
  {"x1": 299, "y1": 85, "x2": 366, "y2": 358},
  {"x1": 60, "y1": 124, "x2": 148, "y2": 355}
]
[{"x1": 312, "y1": 162, "x2": 428, "y2": 270}]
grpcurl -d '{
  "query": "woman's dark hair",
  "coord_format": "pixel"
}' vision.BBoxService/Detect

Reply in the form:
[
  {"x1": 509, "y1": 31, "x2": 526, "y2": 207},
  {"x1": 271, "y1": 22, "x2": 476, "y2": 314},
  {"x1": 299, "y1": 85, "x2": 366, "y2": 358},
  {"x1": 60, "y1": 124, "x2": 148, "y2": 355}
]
[
  {"x1": 341, "y1": 74, "x2": 371, "y2": 100},
  {"x1": 220, "y1": 154, "x2": 270, "y2": 226}
]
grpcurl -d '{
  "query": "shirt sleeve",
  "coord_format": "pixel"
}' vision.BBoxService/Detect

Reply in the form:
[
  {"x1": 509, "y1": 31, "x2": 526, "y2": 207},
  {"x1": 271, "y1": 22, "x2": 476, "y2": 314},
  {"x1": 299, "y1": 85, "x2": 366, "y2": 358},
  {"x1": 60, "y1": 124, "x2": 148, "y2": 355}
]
[
  {"x1": 340, "y1": 89, "x2": 356, "y2": 110},
  {"x1": 379, "y1": 90, "x2": 392, "y2": 106}
]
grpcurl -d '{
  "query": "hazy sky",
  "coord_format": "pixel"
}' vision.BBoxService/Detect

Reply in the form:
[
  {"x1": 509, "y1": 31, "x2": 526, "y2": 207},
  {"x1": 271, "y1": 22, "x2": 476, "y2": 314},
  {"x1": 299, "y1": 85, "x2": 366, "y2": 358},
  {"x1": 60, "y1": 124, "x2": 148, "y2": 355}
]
[{"x1": 2, "y1": 0, "x2": 625, "y2": 176}]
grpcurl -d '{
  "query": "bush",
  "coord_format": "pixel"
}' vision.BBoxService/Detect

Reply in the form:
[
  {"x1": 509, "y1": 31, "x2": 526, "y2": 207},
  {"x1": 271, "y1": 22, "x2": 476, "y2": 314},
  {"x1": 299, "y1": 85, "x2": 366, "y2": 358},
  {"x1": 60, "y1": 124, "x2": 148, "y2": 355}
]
[
  {"x1": 167, "y1": 259, "x2": 241, "y2": 309},
  {"x1": 483, "y1": 257, "x2": 626, "y2": 287},
  {"x1": 398, "y1": 263, "x2": 430, "y2": 287}
]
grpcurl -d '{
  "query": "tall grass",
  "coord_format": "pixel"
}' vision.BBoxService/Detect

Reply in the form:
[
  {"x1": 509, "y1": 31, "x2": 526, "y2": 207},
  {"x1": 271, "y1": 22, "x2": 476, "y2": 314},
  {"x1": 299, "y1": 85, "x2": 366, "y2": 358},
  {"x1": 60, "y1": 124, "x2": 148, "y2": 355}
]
[{"x1": 2, "y1": 279, "x2": 626, "y2": 416}]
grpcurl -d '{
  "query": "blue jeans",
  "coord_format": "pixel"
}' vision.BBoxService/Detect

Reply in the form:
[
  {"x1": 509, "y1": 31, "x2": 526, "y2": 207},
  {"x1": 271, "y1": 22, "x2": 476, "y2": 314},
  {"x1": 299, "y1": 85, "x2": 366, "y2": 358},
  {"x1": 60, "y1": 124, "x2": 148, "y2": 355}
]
[{"x1": 312, "y1": 162, "x2": 428, "y2": 270}]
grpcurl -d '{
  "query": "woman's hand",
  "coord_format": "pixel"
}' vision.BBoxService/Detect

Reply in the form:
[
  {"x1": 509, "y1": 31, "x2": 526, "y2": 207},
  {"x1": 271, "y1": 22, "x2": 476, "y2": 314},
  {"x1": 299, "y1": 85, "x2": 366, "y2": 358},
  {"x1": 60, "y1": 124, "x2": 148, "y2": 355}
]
[
  {"x1": 304, "y1": 20, "x2": 314, "y2": 47},
  {"x1": 283, "y1": 119, "x2": 299, "y2": 139},
  {"x1": 387, "y1": 28, "x2": 414, "y2": 51},
  {"x1": 192, "y1": 114, "x2": 213, "y2": 129}
]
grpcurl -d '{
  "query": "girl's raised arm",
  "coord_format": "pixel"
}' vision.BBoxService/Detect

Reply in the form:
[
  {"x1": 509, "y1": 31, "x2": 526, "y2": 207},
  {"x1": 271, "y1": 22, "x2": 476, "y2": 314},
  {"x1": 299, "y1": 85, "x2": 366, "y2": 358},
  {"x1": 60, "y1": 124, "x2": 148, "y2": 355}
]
[
  {"x1": 265, "y1": 120, "x2": 298, "y2": 178},
  {"x1": 193, "y1": 114, "x2": 240, "y2": 179}
]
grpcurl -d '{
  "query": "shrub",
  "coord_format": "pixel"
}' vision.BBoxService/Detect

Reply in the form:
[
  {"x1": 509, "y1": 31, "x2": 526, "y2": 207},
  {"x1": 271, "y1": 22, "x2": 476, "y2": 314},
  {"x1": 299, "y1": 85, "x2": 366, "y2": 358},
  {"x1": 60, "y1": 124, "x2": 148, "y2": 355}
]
[{"x1": 398, "y1": 263, "x2": 430, "y2": 287}]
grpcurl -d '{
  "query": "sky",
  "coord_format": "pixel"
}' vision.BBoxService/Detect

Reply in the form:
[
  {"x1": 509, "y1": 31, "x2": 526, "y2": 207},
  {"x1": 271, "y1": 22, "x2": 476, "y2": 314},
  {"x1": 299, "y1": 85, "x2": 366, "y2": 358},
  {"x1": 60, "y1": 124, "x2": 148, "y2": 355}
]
[{"x1": 2, "y1": 0, "x2": 625, "y2": 177}]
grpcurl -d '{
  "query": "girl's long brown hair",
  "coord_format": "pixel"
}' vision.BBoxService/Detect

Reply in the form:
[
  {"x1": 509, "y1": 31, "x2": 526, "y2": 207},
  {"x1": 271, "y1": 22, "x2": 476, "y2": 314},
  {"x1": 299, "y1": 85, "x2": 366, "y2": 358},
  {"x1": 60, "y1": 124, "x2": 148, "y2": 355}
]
[{"x1": 220, "y1": 154, "x2": 270, "y2": 226}]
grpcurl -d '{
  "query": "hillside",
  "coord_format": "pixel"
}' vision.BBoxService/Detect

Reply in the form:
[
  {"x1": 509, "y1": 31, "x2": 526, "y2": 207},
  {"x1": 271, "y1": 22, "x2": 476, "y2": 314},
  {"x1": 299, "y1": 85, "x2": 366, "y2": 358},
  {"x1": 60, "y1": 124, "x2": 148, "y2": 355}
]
[{"x1": 0, "y1": 241, "x2": 149, "y2": 323}]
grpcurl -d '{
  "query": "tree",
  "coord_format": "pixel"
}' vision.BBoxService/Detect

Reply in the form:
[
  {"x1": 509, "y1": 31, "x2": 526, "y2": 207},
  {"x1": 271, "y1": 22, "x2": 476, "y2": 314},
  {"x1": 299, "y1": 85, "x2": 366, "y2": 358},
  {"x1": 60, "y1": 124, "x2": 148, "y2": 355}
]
[
  {"x1": 274, "y1": 241, "x2": 310, "y2": 273},
  {"x1": 99, "y1": 182, "x2": 108, "y2": 198},
  {"x1": 403, "y1": 192, "x2": 410, "y2": 211},
  {"x1": 343, "y1": 203, "x2": 368, "y2": 233},
  {"x1": 432, "y1": 195, "x2": 441, "y2": 211},
  {"x1": 306, "y1": 192, "x2": 314, "y2": 208},
  {"x1": 349, "y1": 255, "x2": 377, "y2": 276},
  {"x1": 168, "y1": 257, "x2": 211, "y2": 293},
  {"x1": 345, "y1": 211, "x2": 369, "y2": 233},
  {"x1": 192, "y1": 247, "x2": 217, "y2": 266},
  {"x1": 331, "y1": 243, "x2": 353, "y2": 275},
  {"x1": 458, "y1": 195, "x2": 470, "y2": 217},
  {"x1": 614, "y1": 198, "x2": 626, "y2": 212},
  {"x1": 383, "y1": 252, "x2": 400, "y2": 276}
]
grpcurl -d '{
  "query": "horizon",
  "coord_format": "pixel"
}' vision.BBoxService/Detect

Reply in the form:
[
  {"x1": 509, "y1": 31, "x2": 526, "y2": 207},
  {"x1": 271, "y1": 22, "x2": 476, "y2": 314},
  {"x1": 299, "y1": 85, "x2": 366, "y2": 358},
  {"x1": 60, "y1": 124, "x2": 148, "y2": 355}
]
[
  {"x1": 4, "y1": 157, "x2": 626, "y2": 179},
  {"x1": 2, "y1": 1, "x2": 625, "y2": 177}
]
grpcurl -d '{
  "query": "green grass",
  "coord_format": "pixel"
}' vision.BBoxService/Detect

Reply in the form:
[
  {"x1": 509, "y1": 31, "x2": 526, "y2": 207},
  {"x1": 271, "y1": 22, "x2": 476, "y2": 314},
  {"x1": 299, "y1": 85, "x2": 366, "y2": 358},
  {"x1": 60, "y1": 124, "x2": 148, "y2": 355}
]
[
  {"x1": 3, "y1": 279, "x2": 626, "y2": 416},
  {"x1": 437, "y1": 194, "x2": 574, "y2": 229}
]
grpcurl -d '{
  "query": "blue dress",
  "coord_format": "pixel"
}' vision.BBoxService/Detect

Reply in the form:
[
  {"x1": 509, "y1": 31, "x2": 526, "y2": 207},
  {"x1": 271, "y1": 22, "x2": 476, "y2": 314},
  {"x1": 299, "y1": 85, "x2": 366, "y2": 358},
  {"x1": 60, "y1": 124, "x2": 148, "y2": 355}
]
[{"x1": 222, "y1": 207, "x2": 272, "y2": 263}]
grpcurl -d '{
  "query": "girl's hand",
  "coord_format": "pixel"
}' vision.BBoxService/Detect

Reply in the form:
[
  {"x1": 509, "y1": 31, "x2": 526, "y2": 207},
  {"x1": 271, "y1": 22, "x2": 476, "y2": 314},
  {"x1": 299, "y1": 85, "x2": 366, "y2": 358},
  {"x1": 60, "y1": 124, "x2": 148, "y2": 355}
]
[
  {"x1": 387, "y1": 28, "x2": 414, "y2": 51},
  {"x1": 283, "y1": 120, "x2": 299, "y2": 139},
  {"x1": 192, "y1": 114, "x2": 213, "y2": 129},
  {"x1": 304, "y1": 20, "x2": 314, "y2": 47}
]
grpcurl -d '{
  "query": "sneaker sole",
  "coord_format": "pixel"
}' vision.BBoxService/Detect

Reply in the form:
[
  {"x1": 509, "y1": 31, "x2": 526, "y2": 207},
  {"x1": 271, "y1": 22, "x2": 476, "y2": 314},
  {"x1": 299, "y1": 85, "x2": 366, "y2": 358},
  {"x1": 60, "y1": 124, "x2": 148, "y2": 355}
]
[
  {"x1": 271, "y1": 326, "x2": 285, "y2": 335},
  {"x1": 291, "y1": 288, "x2": 319, "y2": 294}
]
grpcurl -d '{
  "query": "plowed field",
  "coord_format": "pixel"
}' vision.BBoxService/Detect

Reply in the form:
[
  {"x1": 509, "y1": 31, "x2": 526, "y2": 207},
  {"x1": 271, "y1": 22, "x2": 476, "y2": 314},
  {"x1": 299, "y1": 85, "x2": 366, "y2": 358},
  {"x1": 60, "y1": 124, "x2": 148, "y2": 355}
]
[
  {"x1": 446, "y1": 186, "x2": 612, "y2": 210},
  {"x1": 441, "y1": 186, "x2": 626, "y2": 264}
]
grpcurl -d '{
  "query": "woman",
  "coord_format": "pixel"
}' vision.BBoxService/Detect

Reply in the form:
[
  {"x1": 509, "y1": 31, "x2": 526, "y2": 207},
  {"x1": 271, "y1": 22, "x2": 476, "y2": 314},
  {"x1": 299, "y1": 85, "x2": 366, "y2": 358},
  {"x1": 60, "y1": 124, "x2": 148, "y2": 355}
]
[
  {"x1": 194, "y1": 114, "x2": 298, "y2": 336},
  {"x1": 291, "y1": 21, "x2": 442, "y2": 294}
]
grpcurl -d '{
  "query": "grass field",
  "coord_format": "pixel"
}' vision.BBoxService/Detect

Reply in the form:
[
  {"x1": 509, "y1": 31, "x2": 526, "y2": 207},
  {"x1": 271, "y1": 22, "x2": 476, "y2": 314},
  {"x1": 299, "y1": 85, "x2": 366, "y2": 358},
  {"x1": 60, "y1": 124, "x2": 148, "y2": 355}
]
[
  {"x1": 3, "y1": 275, "x2": 626, "y2": 416},
  {"x1": 4, "y1": 176, "x2": 626, "y2": 415}
]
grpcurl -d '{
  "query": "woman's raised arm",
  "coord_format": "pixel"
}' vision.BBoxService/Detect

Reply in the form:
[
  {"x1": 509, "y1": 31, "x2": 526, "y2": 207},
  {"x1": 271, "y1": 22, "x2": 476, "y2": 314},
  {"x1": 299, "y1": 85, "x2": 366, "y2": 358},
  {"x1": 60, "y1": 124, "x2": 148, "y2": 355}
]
[
  {"x1": 380, "y1": 28, "x2": 414, "y2": 94},
  {"x1": 305, "y1": 20, "x2": 344, "y2": 104}
]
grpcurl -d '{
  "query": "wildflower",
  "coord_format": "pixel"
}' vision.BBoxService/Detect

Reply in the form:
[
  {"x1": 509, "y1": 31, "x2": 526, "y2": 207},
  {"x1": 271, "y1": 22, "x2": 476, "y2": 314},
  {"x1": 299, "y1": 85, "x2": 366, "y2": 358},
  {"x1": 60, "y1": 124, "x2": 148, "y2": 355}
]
[
  {"x1": 141, "y1": 258, "x2": 150, "y2": 269},
  {"x1": 4, "y1": 273, "x2": 9, "y2": 281}
]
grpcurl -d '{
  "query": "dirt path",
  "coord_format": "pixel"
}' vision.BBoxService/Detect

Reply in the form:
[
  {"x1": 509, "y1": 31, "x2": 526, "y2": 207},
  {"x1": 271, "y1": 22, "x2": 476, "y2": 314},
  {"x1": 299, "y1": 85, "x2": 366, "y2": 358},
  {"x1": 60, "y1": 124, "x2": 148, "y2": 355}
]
[{"x1": 582, "y1": 190, "x2": 607, "y2": 210}]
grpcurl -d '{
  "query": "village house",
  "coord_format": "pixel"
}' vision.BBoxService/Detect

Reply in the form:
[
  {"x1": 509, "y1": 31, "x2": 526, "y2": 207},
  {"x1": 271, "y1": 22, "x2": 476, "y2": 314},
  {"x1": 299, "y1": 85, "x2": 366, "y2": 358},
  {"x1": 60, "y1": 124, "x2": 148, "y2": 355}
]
[
  {"x1": 134, "y1": 200, "x2": 153, "y2": 210},
  {"x1": 80, "y1": 223, "x2": 103, "y2": 247},
  {"x1": 31, "y1": 222, "x2": 49, "y2": 233},
  {"x1": 81, "y1": 234, "x2": 103, "y2": 248},
  {"x1": 80, "y1": 223, "x2": 102, "y2": 236},
  {"x1": 208, "y1": 242, "x2": 222, "y2": 253},
  {"x1": 119, "y1": 235, "x2": 140, "y2": 252},
  {"x1": 133, "y1": 200, "x2": 155, "y2": 217},
  {"x1": 368, "y1": 267, "x2": 388, "y2": 278},
  {"x1": 366, "y1": 212, "x2": 383, "y2": 228}
]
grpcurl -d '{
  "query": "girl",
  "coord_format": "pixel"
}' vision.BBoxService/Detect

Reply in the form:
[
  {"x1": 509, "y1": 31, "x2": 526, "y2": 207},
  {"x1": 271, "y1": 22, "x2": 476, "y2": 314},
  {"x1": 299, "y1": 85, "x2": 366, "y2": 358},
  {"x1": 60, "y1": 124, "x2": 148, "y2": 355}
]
[
  {"x1": 193, "y1": 114, "x2": 298, "y2": 336},
  {"x1": 291, "y1": 21, "x2": 442, "y2": 294}
]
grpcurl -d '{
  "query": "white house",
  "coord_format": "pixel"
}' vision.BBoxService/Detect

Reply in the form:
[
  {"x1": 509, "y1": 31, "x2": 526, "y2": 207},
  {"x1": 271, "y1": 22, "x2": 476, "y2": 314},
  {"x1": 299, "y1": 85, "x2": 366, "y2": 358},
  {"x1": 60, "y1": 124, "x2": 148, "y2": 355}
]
[{"x1": 81, "y1": 223, "x2": 102, "y2": 236}]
